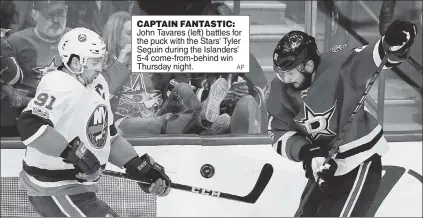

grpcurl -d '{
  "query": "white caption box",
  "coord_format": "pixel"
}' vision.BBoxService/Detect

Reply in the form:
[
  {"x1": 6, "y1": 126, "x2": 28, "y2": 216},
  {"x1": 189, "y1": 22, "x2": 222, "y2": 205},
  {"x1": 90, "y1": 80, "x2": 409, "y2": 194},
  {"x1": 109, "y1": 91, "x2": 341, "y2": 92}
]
[{"x1": 132, "y1": 16, "x2": 250, "y2": 73}]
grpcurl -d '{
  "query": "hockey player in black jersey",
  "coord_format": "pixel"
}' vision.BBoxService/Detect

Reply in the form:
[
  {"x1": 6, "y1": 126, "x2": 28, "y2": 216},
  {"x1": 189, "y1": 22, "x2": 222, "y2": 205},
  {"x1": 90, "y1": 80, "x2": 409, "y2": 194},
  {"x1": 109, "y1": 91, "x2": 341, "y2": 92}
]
[{"x1": 266, "y1": 20, "x2": 417, "y2": 217}]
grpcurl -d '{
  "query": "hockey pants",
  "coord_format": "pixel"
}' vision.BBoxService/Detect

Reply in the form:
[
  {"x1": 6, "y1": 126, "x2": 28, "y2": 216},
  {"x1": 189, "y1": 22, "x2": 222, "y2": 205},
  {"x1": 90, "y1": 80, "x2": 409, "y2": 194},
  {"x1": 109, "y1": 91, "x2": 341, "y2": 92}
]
[
  {"x1": 297, "y1": 154, "x2": 382, "y2": 217},
  {"x1": 28, "y1": 192, "x2": 119, "y2": 217}
]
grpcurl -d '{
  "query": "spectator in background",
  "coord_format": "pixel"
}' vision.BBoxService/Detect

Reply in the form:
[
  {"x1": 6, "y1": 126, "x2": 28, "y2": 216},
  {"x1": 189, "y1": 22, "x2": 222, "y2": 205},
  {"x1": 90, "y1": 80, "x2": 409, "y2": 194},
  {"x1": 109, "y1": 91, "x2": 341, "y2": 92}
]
[
  {"x1": 2, "y1": 1, "x2": 130, "y2": 137},
  {"x1": 67, "y1": 0, "x2": 115, "y2": 35},
  {"x1": 9, "y1": 0, "x2": 130, "y2": 96},
  {"x1": 102, "y1": 11, "x2": 231, "y2": 135},
  {"x1": 153, "y1": 65, "x2": 266, "y2": 135},
  {"x1": 127, "y1": 1, "x2": 148, "y2": 15},
  {"x1": 194, "y1": 70, "x2": 265, "y2": 135},
  {"x1": 0, "y1": 0, "x2": 18, "y2": 38},
  {"x1": 1, "y1": 38, "x2": 24, "y2": 137},
  {"x1": 154, "y1": 2, "x2": 268, "y2": 135},
  {"x1": 3, "y1": 0, "x2": 69, "y2": 100},
  {"x1": 66, "y1": 1, "x2": 133, "y2": 94},
  {"x1": 136, "y1": 0, "x2": 213, "y2": 15},
  {"x1": 112, "y1": 0, "x2": 140, "y2": 14},
  {"x1": 1, "y1": 0, "x2": 20, "y2": 137},
  {"x1": 5, "y1": 1, "x2": 37, "y2": 38},
  {"x1": 284, "y1": 1, "x2": 305, "y2": 24},
  {"x1": 211, "y1": 2, "x2": 268, "y2": 134},
  {"x1": 1, "y1": 0, "x2": 69, "y2": 137}
]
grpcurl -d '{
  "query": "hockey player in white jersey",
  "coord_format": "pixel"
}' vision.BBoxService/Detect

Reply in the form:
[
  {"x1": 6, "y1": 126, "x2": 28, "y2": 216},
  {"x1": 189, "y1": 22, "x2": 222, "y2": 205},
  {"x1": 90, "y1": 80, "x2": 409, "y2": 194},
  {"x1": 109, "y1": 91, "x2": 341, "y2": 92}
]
[{"x1": 17, "y1": 28, "x2": 171, "y2": 217}]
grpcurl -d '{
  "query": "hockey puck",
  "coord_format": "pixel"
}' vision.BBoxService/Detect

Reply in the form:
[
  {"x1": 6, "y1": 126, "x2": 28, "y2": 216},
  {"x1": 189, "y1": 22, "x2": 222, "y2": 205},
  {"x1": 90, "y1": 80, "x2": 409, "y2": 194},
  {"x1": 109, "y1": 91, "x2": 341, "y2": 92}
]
[{"x1": 200, "y1": 164, "x2": 215, "y2": 179}]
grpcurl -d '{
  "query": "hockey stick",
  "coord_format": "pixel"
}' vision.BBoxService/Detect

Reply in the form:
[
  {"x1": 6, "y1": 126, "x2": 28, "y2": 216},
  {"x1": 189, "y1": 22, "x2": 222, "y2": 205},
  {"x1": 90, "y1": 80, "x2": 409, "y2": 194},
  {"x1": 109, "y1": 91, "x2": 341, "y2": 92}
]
[
  {"x1": 294, "y1": 53, "x2": 391, "y2": 217},
  {"x1": 103, "y1": 163, "x2": 273, "y2": 204}
]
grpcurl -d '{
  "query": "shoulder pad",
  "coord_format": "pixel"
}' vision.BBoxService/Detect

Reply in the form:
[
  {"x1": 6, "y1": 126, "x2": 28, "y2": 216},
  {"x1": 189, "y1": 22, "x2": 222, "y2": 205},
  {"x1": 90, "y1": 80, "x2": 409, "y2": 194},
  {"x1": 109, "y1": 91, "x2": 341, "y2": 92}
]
[{"x1": 38, "y1": 70, "x2": 81, "y2": 91}]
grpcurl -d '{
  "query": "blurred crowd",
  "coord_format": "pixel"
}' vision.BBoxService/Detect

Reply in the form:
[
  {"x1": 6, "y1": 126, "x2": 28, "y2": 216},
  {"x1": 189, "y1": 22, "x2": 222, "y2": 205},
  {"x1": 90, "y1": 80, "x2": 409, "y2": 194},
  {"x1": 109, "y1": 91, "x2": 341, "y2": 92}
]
[{"x1": 0, "y1": 0, "x2": 268, "y2": 137}]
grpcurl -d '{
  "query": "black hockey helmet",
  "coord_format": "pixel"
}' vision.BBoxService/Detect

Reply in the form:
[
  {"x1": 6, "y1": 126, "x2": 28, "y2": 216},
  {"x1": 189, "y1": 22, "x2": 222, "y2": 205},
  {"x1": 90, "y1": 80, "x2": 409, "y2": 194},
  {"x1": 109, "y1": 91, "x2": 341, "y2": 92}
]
[{"x1": 273, "y1": 31, "x2": 320, "y2": 71}]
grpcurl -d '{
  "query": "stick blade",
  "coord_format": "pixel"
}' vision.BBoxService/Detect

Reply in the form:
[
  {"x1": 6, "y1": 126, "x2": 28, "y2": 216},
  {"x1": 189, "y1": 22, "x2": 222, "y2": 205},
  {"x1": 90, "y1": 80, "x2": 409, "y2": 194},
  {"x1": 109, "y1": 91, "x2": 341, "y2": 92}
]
[{"x1": 243, "y1": 163, "x2": 274, "y2": 204}]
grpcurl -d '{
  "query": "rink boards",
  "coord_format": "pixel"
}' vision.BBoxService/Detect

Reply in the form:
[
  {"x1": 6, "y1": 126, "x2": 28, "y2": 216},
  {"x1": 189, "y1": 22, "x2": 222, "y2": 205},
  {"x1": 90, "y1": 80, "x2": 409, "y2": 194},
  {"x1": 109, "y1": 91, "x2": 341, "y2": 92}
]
[{"x1": 1, "y1": 141, "x2": 422, "y2": 217}]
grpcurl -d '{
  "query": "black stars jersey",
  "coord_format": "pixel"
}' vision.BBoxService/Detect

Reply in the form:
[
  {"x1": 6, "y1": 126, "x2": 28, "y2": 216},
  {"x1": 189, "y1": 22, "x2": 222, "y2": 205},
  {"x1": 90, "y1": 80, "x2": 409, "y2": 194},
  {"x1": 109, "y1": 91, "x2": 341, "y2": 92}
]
[{"x1": 266, "y1": 39, "x2": 391, "y2": 176}]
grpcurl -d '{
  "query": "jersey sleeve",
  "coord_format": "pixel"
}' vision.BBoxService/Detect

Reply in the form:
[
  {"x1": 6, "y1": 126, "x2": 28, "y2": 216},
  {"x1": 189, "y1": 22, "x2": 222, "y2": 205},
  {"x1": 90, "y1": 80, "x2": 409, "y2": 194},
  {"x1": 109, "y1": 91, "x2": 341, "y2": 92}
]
[
  {"x1": 1, "y1": 39, "x2": 23, "y2": 86},
  {"x1": 18, "y1": 75, "x2": 74, "y2": 156},
  {"x1": 266, "y1": 80, "x2": 311, "y2": 162},
  {"x1": 268, "y1": 115, "x2": 311, "y2": 162},
  {"x1": 104, "y1": 70, "x2": 138, "y2": 168},
  {"x1": 3, "y1": 33, "x2": 35, "y2": 78},
  {"x1": 338, "y1": 38, "x2": 402, "y2": 87},
  {"x1": 1, "y1": 37, "x2": 16, "y2": 57},
  {"x1": 1, "y1": 56, "x2": 23, "y2": 86}
]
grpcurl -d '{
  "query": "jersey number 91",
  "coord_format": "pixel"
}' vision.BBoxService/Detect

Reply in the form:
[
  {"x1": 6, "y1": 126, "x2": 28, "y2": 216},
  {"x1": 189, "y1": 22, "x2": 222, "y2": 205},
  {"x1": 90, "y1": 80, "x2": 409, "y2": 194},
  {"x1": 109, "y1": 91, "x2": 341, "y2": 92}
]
[{"x1": 34, "y1": 93, "x2": 56, "y2": 110}]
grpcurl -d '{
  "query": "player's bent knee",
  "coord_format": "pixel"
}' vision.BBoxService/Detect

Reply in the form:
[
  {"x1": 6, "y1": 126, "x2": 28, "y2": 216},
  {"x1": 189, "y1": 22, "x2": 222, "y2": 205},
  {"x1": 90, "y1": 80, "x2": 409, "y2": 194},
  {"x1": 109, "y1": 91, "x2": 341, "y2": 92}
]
[
  {"x1": 78, "y1": 196, "x2": 119, "y2": 217},
  {"x1": 28, "y1": 195, "x2": 71, "y2": 217}
]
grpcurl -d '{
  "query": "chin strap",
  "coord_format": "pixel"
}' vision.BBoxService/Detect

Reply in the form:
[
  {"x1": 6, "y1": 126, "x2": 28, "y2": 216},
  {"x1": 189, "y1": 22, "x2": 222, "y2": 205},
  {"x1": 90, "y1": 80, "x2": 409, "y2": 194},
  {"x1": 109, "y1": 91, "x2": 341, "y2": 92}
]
[
  {"x1": 76, "y1": 74, "x2": 87, "y2": 86},
  {"x1": 62, "y1": 62, "x2": 89, "y2": 86}
]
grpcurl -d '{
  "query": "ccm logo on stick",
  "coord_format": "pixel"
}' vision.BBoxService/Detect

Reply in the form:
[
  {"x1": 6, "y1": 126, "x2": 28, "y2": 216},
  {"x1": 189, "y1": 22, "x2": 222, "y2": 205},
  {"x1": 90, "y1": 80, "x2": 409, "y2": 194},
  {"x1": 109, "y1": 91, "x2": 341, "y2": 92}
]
[{"x1": 191, "y1": 187, "x2": 220, "y2": 197}]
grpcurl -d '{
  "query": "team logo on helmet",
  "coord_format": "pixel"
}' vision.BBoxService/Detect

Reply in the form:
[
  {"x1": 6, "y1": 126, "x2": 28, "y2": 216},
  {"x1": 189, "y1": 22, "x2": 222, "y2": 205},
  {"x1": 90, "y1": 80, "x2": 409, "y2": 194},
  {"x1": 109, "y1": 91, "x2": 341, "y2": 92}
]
[
  {"x1": 86, "y1": 105, "x2": 109, "y2": 148},
  {"x1": 330, "y1": 44, "x2": 347, "y2": 53},
  {"x1": 78, "y1": 34, "x2": 87, "y2": 42}
]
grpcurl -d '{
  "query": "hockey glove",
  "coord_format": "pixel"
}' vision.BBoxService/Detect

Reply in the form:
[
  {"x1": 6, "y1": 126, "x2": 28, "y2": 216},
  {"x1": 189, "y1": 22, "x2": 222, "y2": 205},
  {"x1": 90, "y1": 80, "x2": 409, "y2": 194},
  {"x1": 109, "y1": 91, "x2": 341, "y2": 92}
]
[
  {"x1": 299, "y1": 144, "x2": 338, "y2": 192},
  {"x1": 382, "y1": 20, "x2": 417, "y2": 61},
  {"x1": 124, "y1": 154, "x2": 172, "y2": 197},
  {"x1": 60, "y1": 136, "x2": 102, "y2": 182}
]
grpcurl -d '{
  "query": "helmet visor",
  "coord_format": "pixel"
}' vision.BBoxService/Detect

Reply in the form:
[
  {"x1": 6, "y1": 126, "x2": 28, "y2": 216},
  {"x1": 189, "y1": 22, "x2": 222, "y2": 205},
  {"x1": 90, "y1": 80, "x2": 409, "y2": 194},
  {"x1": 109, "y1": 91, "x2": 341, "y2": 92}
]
[
  {"x1": 273, "y1": 64, "x2": 303, "y2": 83},
  {"x1": 273, "y1": 49, "x2": 308, "y2": 71}
]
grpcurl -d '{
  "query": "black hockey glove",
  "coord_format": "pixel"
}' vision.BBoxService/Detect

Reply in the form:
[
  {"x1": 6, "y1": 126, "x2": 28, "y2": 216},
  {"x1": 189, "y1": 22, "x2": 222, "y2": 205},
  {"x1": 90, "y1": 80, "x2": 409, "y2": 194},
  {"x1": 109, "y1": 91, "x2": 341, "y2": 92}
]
[
  {"x1": 124, "y1": 154, "x2": 172, "y2": 197},
  {"x1": 60, "y1": 137, "x2": 102, "y2": 182},
  {"x1": 382, "y1": 20, "x2": 417, "y2": 61},
  {"x1": 299, "y1": 144, "x2": 327, "y2": 179},
  {"x1": 299, "y1": 144, "x2": 338, "y2": 192}
]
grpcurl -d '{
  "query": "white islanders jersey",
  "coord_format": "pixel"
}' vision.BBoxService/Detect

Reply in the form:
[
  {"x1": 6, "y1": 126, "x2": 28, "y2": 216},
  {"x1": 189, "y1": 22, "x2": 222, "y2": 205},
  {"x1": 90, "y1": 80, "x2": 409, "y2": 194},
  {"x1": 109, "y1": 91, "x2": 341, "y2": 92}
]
[{"x1": 19, "y1": 70, "x2": 114, "y2": 196}]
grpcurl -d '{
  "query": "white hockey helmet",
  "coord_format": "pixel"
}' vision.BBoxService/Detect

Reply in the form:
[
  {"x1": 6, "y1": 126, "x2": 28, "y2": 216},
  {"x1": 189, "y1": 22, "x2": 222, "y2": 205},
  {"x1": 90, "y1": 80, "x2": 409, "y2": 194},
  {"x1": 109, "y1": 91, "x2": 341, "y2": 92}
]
[{"x1": 58, "y1": 28, "x2": 106, "y2": 74}]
